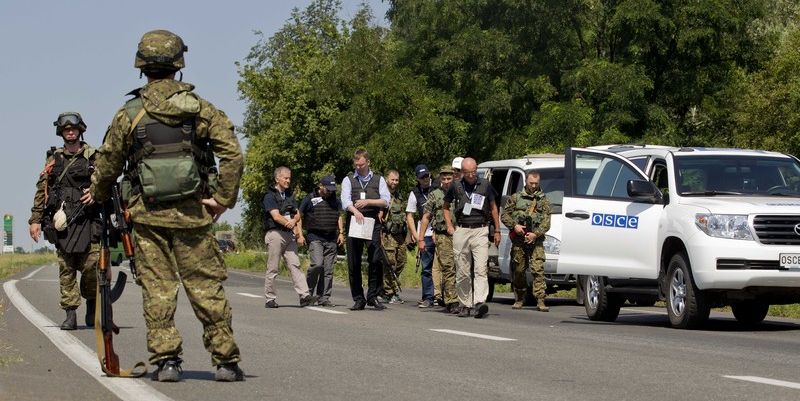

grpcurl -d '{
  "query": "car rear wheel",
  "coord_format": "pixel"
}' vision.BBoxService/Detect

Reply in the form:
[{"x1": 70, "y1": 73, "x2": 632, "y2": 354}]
[
  {"x1": 666, "y1": 253, "x2": 709, "y2": 329},
  {"x1": 731, "y1": 301, "x2": 769, "y2": 325},
  {"x1": 584, "y1": 275, "x2": 621, "y2": 322}
]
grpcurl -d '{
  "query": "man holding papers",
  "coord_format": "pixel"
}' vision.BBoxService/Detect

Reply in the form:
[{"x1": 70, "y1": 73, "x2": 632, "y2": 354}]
[{"x1": 341, "y1": 149, "x2": 391, "y2": 310}]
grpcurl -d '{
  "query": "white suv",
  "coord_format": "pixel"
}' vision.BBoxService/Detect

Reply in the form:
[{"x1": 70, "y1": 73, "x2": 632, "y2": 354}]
[
  {"x1": 477, "y1": 155, "x2": 575, "y2": 302},
  {"x1": 558, "y1": 145, "x2": 800, "y2": 328}
]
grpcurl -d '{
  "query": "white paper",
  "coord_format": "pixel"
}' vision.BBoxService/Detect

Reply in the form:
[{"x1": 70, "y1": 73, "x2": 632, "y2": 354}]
[
  {"x1": 462, "y1": 203, "x2": 472, "y2": 215},
  {"x1": 348, "y1": 216, "x2": 375, "y2": 240},
  {"x1": 470, "y1": 193, "x2": 485, "y2": 209},
  {"x1": 359, "y1": 192, "x2": 366, "y2": 200}
]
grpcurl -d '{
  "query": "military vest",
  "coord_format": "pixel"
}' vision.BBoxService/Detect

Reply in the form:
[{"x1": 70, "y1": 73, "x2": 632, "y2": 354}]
[
  {"x1": 411, "y1": 185, "x2": 432, "y2": 216},
  {"x1": 348, "y1": 172, "x2": 382, "y2": 217},
  {"x1": 123, "y1": 97, "x2": 217, "y2": 204},
  {"x1": 303, "y1": 191, "x2": 340, "y2": 234},
  {"x1": 263, "y1": 188, "x2": 297, "y2": 231},
  {"x1": 427, "y1": 188, "x2": 451, "y2": 233},
  {"x1": 384, "y1": 192, "x2": 407, "y2": 236},
  {"x1": 44, "y1": 145, "x2": 100, "y2": 252},
  {"x1": 453, "y1": 178, "x2": 491, "y2": 226},
  {"x1": 509, "y1": 191, "x2": 545, "y2": 227}
]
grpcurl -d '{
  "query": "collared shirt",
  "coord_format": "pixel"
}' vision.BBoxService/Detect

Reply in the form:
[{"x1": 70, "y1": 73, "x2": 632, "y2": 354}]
[{"x1": 340, "y1": 169, "x2": 390, "y2": 211}]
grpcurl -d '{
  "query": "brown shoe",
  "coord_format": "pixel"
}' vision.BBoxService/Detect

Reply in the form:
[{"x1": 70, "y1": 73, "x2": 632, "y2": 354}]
[
  {"x1": 512, "y1": 301, "x2": 524, "y2": 309},
  {"x1": 537, "y1": 298, "x2": 549, "y2": 312}
]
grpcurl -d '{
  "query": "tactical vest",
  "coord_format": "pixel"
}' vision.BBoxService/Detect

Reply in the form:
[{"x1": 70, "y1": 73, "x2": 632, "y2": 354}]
[
  {"x1": 348, "y1": 173, "x2": 382, "y2": 217},
  {"x1": 510, "y1": 191, "x2": 545, "y2": 228},
  {"x1": 44, "y1": 145, "x2": 100, "y2": 252},
  {"x1": 123, "y1": 97, "x2": 217, "y2": 203},
  {"x1": 263, "y1": 188, "x2": 297, "y2": 231},
  {"x1": 428, "y1": 188, "x2": 449, "y2": 233},
  {"x1": 303, "y1": 191, "x2": 340, "y2": 234},
  {"x1": 411, "y1": 185, "x2": 432, "y2": 216},
  {"x1": 453, "y1": 178, "x2": 491, "y2": 226},
  {"x1": 384, "y1": 192, "x2": 407, "y2": 236}
]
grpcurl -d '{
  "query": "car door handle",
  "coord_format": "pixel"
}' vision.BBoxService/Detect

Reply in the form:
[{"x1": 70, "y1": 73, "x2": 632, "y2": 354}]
[{"x1": 565, "y1": 211, "x2": 590, "y2": 220}]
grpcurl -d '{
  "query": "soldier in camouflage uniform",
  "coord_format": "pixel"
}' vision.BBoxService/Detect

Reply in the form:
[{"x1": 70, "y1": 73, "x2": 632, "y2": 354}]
[
  {"x1": 82, "y1": 30, "x2": 244, "y2": 382},
  {"x1": 29, "y1": 112, "x2": 100, "y2": 330},
  {"x1": 418, "y1": 165, "x2": 459, "y2": 313},
  {"x1": 380, "y1": 170, "x2": 407, "y2": 304},
  {"x1": 501, "y1": 170, "x2": 551, "y2": 312}
]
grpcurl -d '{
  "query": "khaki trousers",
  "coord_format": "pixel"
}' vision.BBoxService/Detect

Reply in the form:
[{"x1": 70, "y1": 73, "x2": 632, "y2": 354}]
[
  {"x1": 453, "y1": 226, "x2": 489, "y2": 307},
  {"x1": 264, "y1": 229, "x2": 310, "y2": 301}
]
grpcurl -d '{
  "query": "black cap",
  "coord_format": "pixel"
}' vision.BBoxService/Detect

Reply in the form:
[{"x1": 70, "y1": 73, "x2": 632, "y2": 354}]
[
  {"x1": 320, "y1": 176, "x2": 337, "y2": 191},
  {"x1": 415, "y1": 164, "x2": 430, "y2": 178}
]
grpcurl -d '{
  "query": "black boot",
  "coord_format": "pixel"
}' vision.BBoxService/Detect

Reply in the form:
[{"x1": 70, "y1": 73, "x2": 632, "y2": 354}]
[
  {"x1": 60, "y1": 308, "x2": 77, "y2": 330},
  {"x1": 85, "y1": 300, "x2": 96, "y2": 327}
]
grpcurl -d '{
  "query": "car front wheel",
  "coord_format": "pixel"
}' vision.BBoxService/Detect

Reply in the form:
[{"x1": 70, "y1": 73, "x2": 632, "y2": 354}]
[{"x1": 666, "y1": 253, "x2": 709, "y2": 329}]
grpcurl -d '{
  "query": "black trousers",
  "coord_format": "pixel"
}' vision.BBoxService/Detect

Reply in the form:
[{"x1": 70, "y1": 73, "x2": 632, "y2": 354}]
[{"x1": 345, "y1": 220, "x2": 383, "y2": 302}]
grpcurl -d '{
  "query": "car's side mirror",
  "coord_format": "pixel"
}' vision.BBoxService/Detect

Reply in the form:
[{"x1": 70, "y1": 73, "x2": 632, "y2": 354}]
[{"x1": 627, "y1": 179, "x2": 663, "y2": 204}]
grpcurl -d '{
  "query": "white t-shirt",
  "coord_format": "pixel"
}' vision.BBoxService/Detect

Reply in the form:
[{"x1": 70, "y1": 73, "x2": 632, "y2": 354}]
[{"x1": 406, "y1": 191, "x2": 433, "y2": 237}]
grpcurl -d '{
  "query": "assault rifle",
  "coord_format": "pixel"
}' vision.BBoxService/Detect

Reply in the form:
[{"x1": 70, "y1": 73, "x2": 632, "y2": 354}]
[
  {"x1": 111, "y1": 184, "x2": 137, "y2": 280},
  {"x1": 94, "y1": 201, "x2": 146, "y2": 378}
]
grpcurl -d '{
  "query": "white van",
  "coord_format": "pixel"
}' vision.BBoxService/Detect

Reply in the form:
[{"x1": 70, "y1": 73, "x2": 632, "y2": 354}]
[
  {"x1": 559, "y1": 145, "x2": 800, "y2": 328},
  {"x1": 477, "y1": 155, "x2": 576, "y2": 302}
]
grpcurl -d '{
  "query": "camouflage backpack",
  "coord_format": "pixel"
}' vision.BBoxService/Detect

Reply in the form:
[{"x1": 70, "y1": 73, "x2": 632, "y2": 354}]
[{"x1": 122, "y1": 96, "x2": 216, "y2": 203}]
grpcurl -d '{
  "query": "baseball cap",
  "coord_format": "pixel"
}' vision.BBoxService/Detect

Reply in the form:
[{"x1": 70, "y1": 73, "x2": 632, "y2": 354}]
[
  {"x1": 320, "y1": 176, "x2": 337, "y2": 191},
  {"x1": 451, "y1": 157, "x2": 464, "y2": 170},
  {"x1": 439, "y1": 165, "x2": 454, "y2": 175},
  {"x1": 415, "y1": 164, "x2": 430, "y2": 178}
]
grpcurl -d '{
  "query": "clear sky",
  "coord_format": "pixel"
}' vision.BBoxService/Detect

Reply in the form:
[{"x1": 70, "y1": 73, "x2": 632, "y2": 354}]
[{"x1": 0, "y1": 0, "x2": 390, "y2": 251}]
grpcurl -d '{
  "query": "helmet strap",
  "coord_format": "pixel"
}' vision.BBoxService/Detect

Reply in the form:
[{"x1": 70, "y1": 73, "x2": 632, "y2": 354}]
[
  {"x1": 139, "y1": 70, "x2": 143, "y2": 79},
  {"x1": 178, "y1": 71, "x2": 183, "y2": 82}
]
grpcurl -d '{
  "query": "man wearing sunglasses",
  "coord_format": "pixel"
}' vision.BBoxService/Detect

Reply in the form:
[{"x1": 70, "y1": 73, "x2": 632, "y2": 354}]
[
  {"x1": 443, "y1": 157, "x2": 501, "y2": 318},
  {"x1": 29, "y1": 112, "x2": 100, "y2": 331}
]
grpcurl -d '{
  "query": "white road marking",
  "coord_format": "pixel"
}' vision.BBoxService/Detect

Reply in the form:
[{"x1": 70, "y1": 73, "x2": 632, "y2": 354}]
[
  {"x1": 620, "y1": 307, "x2": 667, "y2": 315},
  {"x1": 430, "y1": 329, "x2": 517, "y2": 342},
  {"x1": 236, "y1": 292, "x2": 262, "y2": 298},
  {"x1": 305, "y1": 306, "x2": 347, "y2": 315},
  {"x1": 22, "y1": 266, "x2": 47, "y2": 280},
  {"x1": 723, "y1": 375, "x2": 800, "y2": 390},
  {"x1": 3, "y1": 280, "x2": 173, "y2": 401}
]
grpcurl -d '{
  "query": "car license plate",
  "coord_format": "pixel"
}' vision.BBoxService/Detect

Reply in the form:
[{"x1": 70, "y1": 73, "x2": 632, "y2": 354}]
[{"x1": 779, "y1": 253, "x2": 800, "y2": 270}]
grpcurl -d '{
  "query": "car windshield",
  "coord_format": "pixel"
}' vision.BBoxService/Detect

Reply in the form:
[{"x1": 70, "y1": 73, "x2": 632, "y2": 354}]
[{"x1": 675, "y1": 155, "x2": 800, "y2": 196}]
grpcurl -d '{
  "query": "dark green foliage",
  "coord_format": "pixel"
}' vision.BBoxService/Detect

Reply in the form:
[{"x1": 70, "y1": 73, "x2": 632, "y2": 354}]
[{"x1": 237, "y1": 0, "x2": 800, "y2": 248}]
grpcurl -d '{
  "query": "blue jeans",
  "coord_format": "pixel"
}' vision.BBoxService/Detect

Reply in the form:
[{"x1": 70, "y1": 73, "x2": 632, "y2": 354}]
[{"x1": 421, "y1": 236, "x2": 435, "y2": 302}]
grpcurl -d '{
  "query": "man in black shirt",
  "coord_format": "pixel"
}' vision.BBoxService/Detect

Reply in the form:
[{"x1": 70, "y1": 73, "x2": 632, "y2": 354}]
[
  {"x1": 262, "y1": 166, "x2": 315, "y2": 308},
  {"x1": 443, "y1": 157, "x2": 501, "y2": 318}
]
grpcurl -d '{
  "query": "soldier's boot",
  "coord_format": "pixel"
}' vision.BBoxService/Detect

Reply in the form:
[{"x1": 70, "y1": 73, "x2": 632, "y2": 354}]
[
  {"x1": 85, "y1": 300, "x2": 96, "y2": 327},
  {"x1": 152, "y1": 358, "x2": 182, "y2": 382},
  {"x1": 512, "y1": 291, "x2": 525, "y2": 309},
  {"x1": 60, "y1": 308, "x2": 77, "y2": 330},
  {"x1": 537, "y1": 297, "x2": 549, "y2": 312},
  {"x1": 215, "y1": 362, "x2": 245, "y2": 382}
]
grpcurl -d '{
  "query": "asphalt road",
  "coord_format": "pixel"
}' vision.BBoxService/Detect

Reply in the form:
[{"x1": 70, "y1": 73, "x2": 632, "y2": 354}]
[{"x1": 2, "y1": 263, "x2": 800, "y2": 401}]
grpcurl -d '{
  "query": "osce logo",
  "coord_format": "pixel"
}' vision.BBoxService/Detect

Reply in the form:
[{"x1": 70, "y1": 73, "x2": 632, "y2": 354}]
[{"x1": 591, "y1": 213, "x2": 639, "y2": 229}]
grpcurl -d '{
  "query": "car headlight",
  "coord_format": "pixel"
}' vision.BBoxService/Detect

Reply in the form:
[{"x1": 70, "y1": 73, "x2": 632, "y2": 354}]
[
  {"x1": 695, "y1": 214, "x2": 753, "y2": 240},
  {"x1": 543, "y1": 235, "x2": 561, "y2": 254}
]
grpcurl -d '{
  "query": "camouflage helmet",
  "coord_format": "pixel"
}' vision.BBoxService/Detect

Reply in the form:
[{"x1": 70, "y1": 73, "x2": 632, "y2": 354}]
[
  {"x1": 134, "y1": 30, "x2": 188, "y2": 72},
  {"x1": 53, "y1": 112, "x2": 87, "y2": 136}
]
